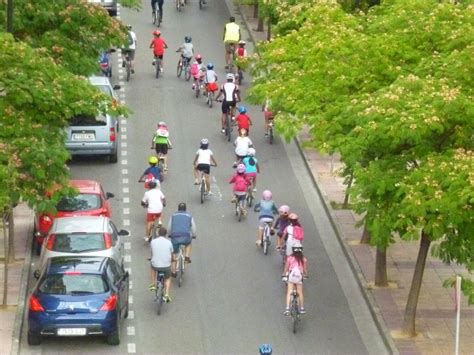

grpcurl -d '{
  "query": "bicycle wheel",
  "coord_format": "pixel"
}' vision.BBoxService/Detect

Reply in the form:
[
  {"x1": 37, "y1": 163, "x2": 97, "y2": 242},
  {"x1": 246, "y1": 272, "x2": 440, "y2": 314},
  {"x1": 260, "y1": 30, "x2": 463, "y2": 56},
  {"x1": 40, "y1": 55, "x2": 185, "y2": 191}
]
[
  {"x1": 177, "y1": 256, "x2": 184, "y2": 287},
  {"x1": 208, "y1": 91, "x2": 214, "y2": 108},
  {"x1": 176, "y1": 59, "x2": 183, "y2": 78},
  {"x1": 195, "y1": 83, "x2": 200, "y2": 98},
  {"x1": 126, "y1": 62, "x2": 131, "y2": 82},
  {"x1": 199, "y1": 0, "x2": 203, "y2": 9},
  {"x1": 200, "y1": 179, "x2": 205, "y2": 204},
  {"x1": 291, "y1": 295, "x2": 299, "y2": 333},
  {"x1": 269, "y1": 126, "x2": 274, "y2": 144},
  {"x1": 156, "y1": 283, "x2": 163, "y2": 315},
  {"x1": 237, "y1": 201, "x2": 243, "y2": 222},
  {"x1": 185, "y1": 64, "x2": 191, "y2": 81},
  {"x1": 155, "y1": 59, "x2": 160, "y2": 79},
  {"x1": 152, "y1": 8, "x2": 157, "y2": 24},
  {"x1": 246, "y1": 189, "x2": 253, "y2": 207},
  {"x1": 226, "y1": 114, "x2": 231, "y2": 142},
  {"x1": 263, "y1": 228, "x2": 269, "y2": 255}
]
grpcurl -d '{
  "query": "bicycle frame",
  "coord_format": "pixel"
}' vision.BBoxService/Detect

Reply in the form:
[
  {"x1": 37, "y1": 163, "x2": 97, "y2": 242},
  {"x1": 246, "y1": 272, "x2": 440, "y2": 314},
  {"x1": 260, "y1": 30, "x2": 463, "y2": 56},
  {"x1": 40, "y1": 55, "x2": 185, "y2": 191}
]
[{"x1": 155, "y1": 272, "x2": 166, "y2": 315}]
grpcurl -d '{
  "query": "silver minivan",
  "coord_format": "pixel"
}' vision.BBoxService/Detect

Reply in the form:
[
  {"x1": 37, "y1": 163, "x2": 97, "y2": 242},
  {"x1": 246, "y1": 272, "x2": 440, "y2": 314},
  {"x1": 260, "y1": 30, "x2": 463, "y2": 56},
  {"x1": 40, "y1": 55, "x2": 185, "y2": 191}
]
[{"x1": 38, "y1": 216, "x2": 129, "y2": 270}]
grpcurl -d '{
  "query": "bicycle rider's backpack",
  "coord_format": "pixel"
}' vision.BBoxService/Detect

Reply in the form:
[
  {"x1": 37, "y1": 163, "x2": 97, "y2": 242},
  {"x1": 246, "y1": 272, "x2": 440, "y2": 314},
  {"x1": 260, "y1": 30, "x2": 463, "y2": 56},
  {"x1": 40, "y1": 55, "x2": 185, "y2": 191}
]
[
  {"x1": 288, "y1": 261, "x2": 303, "y2": 284},
  {"x1": 127, "y1": 31, "x2": 134, "y2": 46},
  {"x1": 190, "y1": 62, "x2": 199, "y2": 76},
  {"x1": 248, "y1": 157, "x2": 256, "y2": 166},
  {"x1": 291, "y1": 225, "x2": 305, "y2": 241}
]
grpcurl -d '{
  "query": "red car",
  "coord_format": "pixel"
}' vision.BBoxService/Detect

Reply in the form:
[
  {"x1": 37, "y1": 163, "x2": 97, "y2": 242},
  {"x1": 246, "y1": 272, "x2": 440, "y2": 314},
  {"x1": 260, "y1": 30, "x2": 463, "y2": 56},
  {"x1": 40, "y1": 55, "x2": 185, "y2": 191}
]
[{"x1": 34, "y1": 180, "x2": 114, "y2": 255}]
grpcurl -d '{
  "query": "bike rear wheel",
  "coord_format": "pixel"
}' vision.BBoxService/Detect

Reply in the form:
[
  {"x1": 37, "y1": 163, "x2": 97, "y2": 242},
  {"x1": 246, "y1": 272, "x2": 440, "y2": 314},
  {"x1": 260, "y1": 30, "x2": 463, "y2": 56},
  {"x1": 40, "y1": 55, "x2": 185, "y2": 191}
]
[
  {"x1": 126, "y1": 62, "x2": 131, "y2": 82},
  {"x1": 185, "y1": 64, "x2": 191, "y2": 81},
  {"x1": 177, "y1": 256, "x2": 184, "y2": 287},
  {"x1": 199, "y1": 0, "x2": 203, "y2": 9},
  {"x1": 263, "y1": 228, "x2": 269, "y2": 255},
  {"x1": 208, "y1": 91, "x2": 214, "y2": 108},
  {"x1": 246, "y1": 189, "x2": 253, "y2": 207},
  {"x1": 200, "y1": 179, "x2": 205, "y2": 204},
  {"x1": 226, "y1": 113, "x2": 231, "y2": 142},
  {"x1": 269, "y1": 126, "x2": 274, "y2": 144},
  {"x1": 155, "y1": 59, "x2": 161, "y2": 78},
  {"x1": 176, "y1": 59, "x2": 183, "y2": 78},
  {"x1": 291, "y1": 295, "x2": 299, "y2": 333},
  {"x1": 195, "y1": 83, "x2": 200, "y2": 98},
  {"x1": 156, "y1": 283, "x2": 164, "y2": 315}
]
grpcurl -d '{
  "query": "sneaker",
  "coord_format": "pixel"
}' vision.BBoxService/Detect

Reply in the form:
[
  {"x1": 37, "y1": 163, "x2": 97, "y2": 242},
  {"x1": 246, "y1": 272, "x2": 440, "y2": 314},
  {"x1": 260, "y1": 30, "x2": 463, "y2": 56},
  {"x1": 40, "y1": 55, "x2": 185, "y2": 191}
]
[
  {"x1": 283, "y1": 307, "x2": 290, "y2": 316},
  {"x1": 131, "y1": 69, "x2": 135, "y2": 74},
  {"x1": 148, "y1": 283, "x2": 157, "y2": 291},
  {"x1": 300, "y1": 308, "x2": 306, "y2": 314},
  {"x1": 160, "y1": 68, "x2": 164, "y2": 73},
  {"x1": 264, "y1": 132, "x2": 269, "y2": 137},
  {"x1": 231, "y1": 196, "x2": 237, "y2": 203},
  {"x1": 144, "y1": 236, "x2": 150, "y2": 242},
  {"x1": 252, "y1": 188, "x2": 257, "y2": 193},
  {"x1": 152, "y1": 61, "x2": 155, "y2": 66},
  {"x1": 171, "y1": 272, "x2": 177, "y2": 278},
  {"x1": 242, "y1": 209, "x2": 248, "y2": 216},
  {"x1": 192, "y1": 84, "x2": 195, "y2": 90},
  {"x1": 185, "y1": 256, "x2": 192, "y2": 264},
  {"x1": 207, "y1": 191, "x2": 214, "y2": 196},
  {"x1": 221, "y1": 128, "x2": 226, "y2": 134},
  {"x1": 194, "y1": 179, "x2": 199, "y2": 185},
  {"x1": 122, "y1": 60, "x2": 125, "y2": 68},
  {"x1": 255, "y1": 240, "x2": 261, "y2": 246},
  {"x1": 163, "y1": 294, "x2": 172, "y2": 303}
]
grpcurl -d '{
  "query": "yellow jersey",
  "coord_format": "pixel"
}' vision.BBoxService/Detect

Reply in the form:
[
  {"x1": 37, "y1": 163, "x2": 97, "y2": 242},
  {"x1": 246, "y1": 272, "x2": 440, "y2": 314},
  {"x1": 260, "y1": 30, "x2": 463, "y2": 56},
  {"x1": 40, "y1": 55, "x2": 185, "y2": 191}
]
[{"x1": 224, "y1": 22, "x2": 240, "y2": 43}]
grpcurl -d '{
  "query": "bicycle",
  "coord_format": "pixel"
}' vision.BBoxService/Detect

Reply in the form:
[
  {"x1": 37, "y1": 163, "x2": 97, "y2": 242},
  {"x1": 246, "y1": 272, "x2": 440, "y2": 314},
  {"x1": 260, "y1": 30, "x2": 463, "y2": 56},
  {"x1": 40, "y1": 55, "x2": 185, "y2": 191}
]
[
  {"x1": 261, "y1": 221, "x2": 273, "y2": 255},
  {"x1": 198, "y1": 164, "x2": 215, "y2": 204},
  {"x1": 154, "y1": 55, "x2": 162, "y2": 79},
  {"x1": 235, "y1": 194, "x2": 247, "y2": 222},
  {"x1": 152, "y1": 2, "x2": 162, "y2": 27},
  {"x1": 176, "y1": 54, "x2": 191, "y2": 81},
  {"x1": 176, "y1": 245, "x2": 186, "y2": 287}
]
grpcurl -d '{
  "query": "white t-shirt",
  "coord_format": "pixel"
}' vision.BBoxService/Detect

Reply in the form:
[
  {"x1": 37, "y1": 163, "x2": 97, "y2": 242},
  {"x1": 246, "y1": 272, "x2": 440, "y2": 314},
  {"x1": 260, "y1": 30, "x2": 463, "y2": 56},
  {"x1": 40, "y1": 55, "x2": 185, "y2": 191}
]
[
  {"x1": 234, "y1": 136, "x2": 253, "y2": 157},
  {"x1": 196, "y1": 149, "x2": 213, "y2": 165},
  {"x1": 221, "y1": 82, "x2": 238, "y2": 102},
  {"x1": 205, "y1": 70, "x2": 217, "y2": 84},
  {"x1": 128, "y1": 31, "x2": 137, "y2": 50},
  {"x1": 150, "y1": 237, "x2": 173, "y2": 268},
  {"x1": 286, "y1": 236, "x2": 302, "y2": 257},
  {"x1": 142, "y1": 189, "x2": 165, "y2": 213},
  {"x1": 182, "y1": 43, "x2": 193, "y2": 58}
]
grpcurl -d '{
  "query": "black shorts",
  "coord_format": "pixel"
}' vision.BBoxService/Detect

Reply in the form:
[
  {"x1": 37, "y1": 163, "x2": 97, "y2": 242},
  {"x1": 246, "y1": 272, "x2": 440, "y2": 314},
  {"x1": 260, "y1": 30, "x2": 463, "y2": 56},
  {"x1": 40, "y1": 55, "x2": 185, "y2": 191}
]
[
  {"x1": 196, "y1": 164, "x2": 211, "y2": 174},
  {"x1": 151, "y1": 266, "x2": 171, "y2": 279},
  {"x1": 222, "y1": 100, "x2": 237, "y2": 114},
  {"x1": 155, "y1": 143, "x2": 168, "y2": 155},
  {"x1": 154, "y1": 55, "x2": 163, "y2": 60}
]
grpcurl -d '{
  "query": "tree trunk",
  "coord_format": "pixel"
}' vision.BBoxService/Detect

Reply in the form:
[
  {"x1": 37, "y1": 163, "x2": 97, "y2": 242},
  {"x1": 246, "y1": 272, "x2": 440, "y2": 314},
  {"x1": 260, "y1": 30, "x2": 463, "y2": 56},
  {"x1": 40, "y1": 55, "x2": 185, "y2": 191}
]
[
  {"x1": 253, "y1": 1, "x2": 258, "y2": 18},
  {"x1": 266, "y1": 19, "x2": 271, "y2": 41},
  {"x1": 343, "y1": 171, "x2": 353, "y2": 208},
  {"x1": 7, "y1": 209, "x2": 14, "y2": 263},
  {"x1": 374, "y1": 246, "x2": 388, "y2": 287},
  {"x1": 402, "y1": 231, "x2": 431, "y2": 336},
  {"x1": 2, "y1": 214, "x2": 8, "y2": 307},
  {"x1": 360, "y1": 221, "x2": 371, "y2": 244}
]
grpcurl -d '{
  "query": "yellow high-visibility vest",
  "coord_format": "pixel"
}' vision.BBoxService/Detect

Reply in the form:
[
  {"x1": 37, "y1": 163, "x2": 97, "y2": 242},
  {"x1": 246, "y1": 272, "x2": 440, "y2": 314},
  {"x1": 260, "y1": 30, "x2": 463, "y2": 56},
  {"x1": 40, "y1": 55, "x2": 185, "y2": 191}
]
[{"x1": 224, "y1": 22, "x2": 240, "y2": 43}]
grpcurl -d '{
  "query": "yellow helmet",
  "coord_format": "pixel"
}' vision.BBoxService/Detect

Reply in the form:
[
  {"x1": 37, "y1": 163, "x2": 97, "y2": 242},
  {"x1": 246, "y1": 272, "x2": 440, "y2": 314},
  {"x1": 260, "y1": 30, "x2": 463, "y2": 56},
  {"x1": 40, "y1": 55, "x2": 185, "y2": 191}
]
[{"x1": 148, "y1": 156, "x2": 158, "y2": 164}]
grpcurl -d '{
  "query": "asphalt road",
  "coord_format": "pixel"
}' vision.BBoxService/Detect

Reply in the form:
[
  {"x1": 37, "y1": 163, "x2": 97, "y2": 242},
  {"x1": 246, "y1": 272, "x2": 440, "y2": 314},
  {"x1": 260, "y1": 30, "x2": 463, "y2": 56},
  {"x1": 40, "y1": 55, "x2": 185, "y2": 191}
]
[{"x1": 19, "y1": 1, "x2": 388, "y2": 354}]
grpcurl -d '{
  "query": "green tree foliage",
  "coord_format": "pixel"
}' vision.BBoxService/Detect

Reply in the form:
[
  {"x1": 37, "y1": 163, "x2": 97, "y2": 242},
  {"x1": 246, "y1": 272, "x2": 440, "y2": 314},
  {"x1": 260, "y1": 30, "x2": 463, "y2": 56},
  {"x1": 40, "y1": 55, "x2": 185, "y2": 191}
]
[
  {"x1": 0, "y1": 0, "x2": 128, "y2": 76},
  {"x1": 0, "y1": 33, "x2": 125, "y2": 213}
]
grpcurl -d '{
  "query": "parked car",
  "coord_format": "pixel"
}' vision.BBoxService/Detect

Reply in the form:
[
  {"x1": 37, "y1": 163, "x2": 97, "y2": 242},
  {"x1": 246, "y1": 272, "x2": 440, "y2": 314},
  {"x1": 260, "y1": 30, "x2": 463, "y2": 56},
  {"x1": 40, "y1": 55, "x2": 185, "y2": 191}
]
[
  {"x1": 34, "y1": 179, "x2": 114, "y2": 255},
  {"x1": 88, "y1": 0, "x2": 118, "y2": 16},
  {"x1": 38, "y1": 216, "x2": 128, "y2": 270},
  {"x1": 28, "y1": 256, "x2": 129, "y2": 346}
]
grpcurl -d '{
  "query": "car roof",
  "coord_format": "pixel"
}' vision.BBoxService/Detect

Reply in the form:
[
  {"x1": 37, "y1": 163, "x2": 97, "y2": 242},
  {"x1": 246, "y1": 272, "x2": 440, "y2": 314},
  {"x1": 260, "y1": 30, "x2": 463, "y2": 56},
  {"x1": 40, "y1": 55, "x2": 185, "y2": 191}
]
[
  {"x1": 70, "y1": 179, "x2": 102, "y2": 194},
  {"x1": 46, "y1": 256, "x2": 109, "y2": 275},
  {"x1": 52, "y1": 216, "x2": 109, "y2": 233},
  {"x1": 88, "y1": 75, "x2": 112, "y2": 87}
]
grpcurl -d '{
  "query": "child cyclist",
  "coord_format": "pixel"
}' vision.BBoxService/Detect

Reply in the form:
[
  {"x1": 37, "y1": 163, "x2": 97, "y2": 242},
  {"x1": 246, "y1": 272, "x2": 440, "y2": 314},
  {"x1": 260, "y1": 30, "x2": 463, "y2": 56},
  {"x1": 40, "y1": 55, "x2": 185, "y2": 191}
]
[
  {"x1": 151, "y1": 121, "x2": 172, "y2": 172},
  {"x1": 282, "y1": 244, "x2": 308, "y2": 315},
  {"x1": 190, "y1": 54, "x2": 206, "y2": 91},
  {"x1": 150, "y1": 30, "x2": 168, "y2": 73},
  {"x1": 235, "y1": 106, "x2": 252, "y2": 134},
  {"x1": 235, "y1": 40, "x2": 248, "y2": 81},
  {"x1": 242, "y1": 147, "x2": 259, "y2": 192},
  {"x1": 273, "y1": 205, "x2": 290, "y2": 251},
  {"x1": 138, "y1": 156, "x2": 163, "y2": 188},
  {"x1": 253, "y1": 190, "x2": 278, "y2": 246},
  {"x1": 229, "y1": 164, "x2": 251, "y2": 212},
  {"x1": 204, "y1": 62, "x2": 219, "y2": 96},
  {"x1": 176, "y1": 36, "x2": 194, "y2": 69}
]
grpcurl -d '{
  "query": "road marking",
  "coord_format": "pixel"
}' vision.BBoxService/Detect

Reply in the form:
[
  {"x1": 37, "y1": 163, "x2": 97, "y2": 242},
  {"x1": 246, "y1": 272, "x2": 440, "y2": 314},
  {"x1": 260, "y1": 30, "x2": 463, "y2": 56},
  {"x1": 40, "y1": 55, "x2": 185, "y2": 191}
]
[
  {"x1": 122, "y1": 168, "x2": 128, "y2": 175},
  {"x1": 123, "y1": 197, "x2": 130, "y2": 203},
  {"x1": 123, "y1": 187, "x2": 129, "y2": 193},
  {"x1": 121, "y1": 134, "x2": 127, "y2": 140},
  {"x1": 121, "y1": 150, "x2": 128, "y2": 156},
  {"x1": 129, "y1": 281, "x2": 133, "y2": 289},
  {"x1": 121, "y1": 159, "x2": 128, "y2": 165},
  {"x1": 128, "y1": 310, "x2": 134, "y2": 319},
  {"x1": 122, "y1": 127, "x2": 127, "y2": 132},
  {"x1": 124, "y1": 242, "x2": 131, "y2": 250},
  {"x1": 121, "y1": 142, "x2": 127, "y2": 148},
  {"x1": 120, "y1": 87, "x2": 125, "y2": 93},
  {"x1": 127, "y1": 343, "x2": 136, "y2": 353},
  {"x1": 119, "y1": 81, "x2": 125, "y2": 86},
  {"x1": 127, "y1": 326, "x2": 135, "y2": 336},
  {"x1": 122, "y1": 178, "x2": 129, "y2": 184},
  {"x1": 121, "y1": 119, "x2": 127, "y2": 125},
  {"x1": 124, "y1": 255, "x2": 131, "y2": 263},
  {"x1": 123, "y1": 208, "x2": 130, "y2": 215},
  {"x1": 123, "y1": 219, "x2": 130, "y2": 226},
  {"x1": 211, "y1": 176, "x2": 223, "y2": 200},
  {"x1": 129, "y1": 295, "x2": 134, "y2": 304}
]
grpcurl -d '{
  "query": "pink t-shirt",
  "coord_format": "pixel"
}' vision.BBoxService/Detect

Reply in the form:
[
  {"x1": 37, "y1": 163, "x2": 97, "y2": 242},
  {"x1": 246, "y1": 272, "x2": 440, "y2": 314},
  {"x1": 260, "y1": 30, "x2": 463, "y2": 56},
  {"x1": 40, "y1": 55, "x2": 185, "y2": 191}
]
[{"x1": 287, "y1": 255, "x2": 306, "y2": 272}]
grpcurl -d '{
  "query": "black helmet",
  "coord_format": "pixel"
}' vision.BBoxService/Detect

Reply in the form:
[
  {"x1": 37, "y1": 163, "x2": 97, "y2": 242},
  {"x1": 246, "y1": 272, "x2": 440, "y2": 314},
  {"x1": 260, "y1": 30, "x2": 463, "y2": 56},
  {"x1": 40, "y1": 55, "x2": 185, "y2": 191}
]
[
  {"x1": 148, "y1": 181, "x2": 157, "y2": 189},
  {"x1": 178, "y1": 202, "x2": 187, "y2": 211},
  {"x1": 185, "y1": 36, "x2": 192, "y2": 43}
]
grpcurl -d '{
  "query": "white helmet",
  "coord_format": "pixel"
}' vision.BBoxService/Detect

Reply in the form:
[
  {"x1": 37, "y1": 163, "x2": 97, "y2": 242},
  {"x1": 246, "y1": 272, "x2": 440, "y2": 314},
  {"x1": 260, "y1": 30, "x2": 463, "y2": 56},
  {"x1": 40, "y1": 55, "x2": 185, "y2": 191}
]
[
  {"x1": 226, "y1": 73, "x2": 235, "y2": 80},
  {"x1": 247, "y1": 148, "x2": 256, "y2": 156}
]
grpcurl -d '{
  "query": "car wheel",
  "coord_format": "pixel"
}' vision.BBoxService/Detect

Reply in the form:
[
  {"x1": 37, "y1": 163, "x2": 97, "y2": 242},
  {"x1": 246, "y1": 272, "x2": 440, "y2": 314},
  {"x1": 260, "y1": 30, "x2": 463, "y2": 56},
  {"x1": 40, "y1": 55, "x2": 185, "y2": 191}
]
[
  {"x1": 27, "y1": 331, "x2": 41, "y2": 346},
  {"x1": 109, "y1": 151, "x2": 118, "y2": 163},
  {"x1": 124, "y1": 301, "x2": 129, "y2": 319},
  {"x1": 106, "y1": 323, "x2": 120, "y2": 346}
]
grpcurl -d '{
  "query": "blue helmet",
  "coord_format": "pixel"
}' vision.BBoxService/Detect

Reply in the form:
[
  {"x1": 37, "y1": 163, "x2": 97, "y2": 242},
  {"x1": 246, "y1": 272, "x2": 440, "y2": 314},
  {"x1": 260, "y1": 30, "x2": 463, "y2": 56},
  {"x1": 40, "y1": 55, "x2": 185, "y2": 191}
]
[
  {"x1": 184, "y1": 36, "x2": 192, "y2": 43},
  {"x1": 238, "y1": 106, "x2": 247, "y2": 114},
  {"x1": 259, "y1": 344, "x2": 272, "y2": 355},
  {"x1": 207, "y1": 63, "x2": 214, "y2": 70}
]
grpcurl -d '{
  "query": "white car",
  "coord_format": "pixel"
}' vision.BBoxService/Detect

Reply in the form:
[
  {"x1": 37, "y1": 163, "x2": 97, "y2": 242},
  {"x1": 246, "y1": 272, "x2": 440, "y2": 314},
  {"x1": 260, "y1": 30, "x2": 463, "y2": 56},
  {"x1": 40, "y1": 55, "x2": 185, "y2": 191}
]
[
  {"x1": 88, "y1": 0, "x2": 118, "y2": 16},
  {"x1": 38, "y1": 216, "x2": 129, "y2": 270}
]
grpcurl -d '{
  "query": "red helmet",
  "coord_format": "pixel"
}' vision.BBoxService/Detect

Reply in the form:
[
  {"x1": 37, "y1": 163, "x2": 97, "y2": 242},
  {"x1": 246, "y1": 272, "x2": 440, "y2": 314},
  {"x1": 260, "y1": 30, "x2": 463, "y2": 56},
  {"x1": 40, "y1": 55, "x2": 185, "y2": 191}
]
[
  {"x1": 153, "y1": 30, "x2": 161, "y2": 36},
  {"x1": 195, "y1": 54, "x2": 202, "y2": 61}
]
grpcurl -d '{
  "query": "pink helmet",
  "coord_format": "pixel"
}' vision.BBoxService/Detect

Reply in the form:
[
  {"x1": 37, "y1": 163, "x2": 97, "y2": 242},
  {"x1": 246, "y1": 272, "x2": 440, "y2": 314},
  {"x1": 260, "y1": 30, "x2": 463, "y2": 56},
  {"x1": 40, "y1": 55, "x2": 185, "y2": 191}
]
[
  {"x1": 236, "y1": 164, "x2": 246, "y2": 173},
  {"x1": 278, "y1": 205, "x2": 290, "y2": 214},
  {"x1": 289, "y1": 213, "x2": 298, "y2": 221},
  {"x1": 262, "y1": 190, "x2": 272, "y2": 201},
  {"x1": 195, "y1": 54, "x2": 202, "y2": 61}
]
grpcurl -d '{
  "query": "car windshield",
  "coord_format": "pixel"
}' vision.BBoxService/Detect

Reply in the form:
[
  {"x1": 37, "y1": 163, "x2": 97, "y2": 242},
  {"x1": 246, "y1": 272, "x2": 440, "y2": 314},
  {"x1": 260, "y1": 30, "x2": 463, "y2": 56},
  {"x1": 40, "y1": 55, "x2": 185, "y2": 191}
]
[
  {"x1": 39, "y1": 274, "x2": 108, "y2": 294},
  {"x1": 94, "y1": 84, "x2": 113, "y2": 97},
  {"x1": 69, "y1": 114, "x2": 107, "y2": 126},
  {"x1": 57, "y1": 194, "x2": 101, "y2": 212},
  {"x1": 52, "y1": 233, "x2": 105, "y2": 253}
]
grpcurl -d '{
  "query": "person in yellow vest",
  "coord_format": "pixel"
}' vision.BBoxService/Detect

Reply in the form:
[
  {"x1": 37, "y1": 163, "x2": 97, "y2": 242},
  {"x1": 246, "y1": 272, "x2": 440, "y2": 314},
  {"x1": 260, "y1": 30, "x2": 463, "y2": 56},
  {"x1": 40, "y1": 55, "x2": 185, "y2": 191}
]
[{"x1": 223, "y1": 16, "x2": 241, "y2": 69}]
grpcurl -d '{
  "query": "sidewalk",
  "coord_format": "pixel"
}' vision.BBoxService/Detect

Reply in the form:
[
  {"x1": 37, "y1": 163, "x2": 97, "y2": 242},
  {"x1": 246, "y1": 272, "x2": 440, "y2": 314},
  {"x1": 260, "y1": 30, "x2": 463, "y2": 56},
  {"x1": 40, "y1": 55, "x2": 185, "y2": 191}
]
[
  {"x1": 237, "y1": 5, "x2": 473, "y2": 355},
  {"x1": 0, "y1": 204, "x2": 34, "y2": 355}
]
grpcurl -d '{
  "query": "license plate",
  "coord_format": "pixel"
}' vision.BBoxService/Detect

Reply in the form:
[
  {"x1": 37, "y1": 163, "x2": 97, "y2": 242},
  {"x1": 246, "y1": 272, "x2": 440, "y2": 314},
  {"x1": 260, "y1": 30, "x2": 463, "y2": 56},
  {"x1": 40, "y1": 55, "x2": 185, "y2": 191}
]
[
  {"x1": 72, "y1": 133, "x2": 95, "y2": 141},
  {"x1": 57, "y1": 328, "x2": 87, "y2": 336}
]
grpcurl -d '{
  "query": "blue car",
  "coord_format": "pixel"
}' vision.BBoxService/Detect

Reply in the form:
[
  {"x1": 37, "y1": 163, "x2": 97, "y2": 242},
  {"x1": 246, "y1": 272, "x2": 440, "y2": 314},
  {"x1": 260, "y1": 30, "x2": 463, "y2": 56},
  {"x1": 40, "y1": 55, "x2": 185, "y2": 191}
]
[{"x1": 27, "y1": 256, "x2": 129, "y2": 346}]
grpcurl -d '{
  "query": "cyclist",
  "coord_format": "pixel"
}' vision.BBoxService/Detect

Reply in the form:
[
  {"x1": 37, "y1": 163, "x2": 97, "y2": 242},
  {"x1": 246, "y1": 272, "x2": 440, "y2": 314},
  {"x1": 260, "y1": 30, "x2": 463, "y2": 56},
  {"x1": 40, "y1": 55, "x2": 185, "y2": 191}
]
[
  {"x1": 253, "y1": 190, "x2": 278, "y2": 246},
  {"x1": 233, "y1": 128, "x2": 253, "y2": 166},
  {"x1": 190, "y1": 54, "x2": 206, "y2": 91},
  {"x1": 274, "y1": 205, "x2": 290, "y2": 251},
  {"x1": 122, "y1": 25, "x2": 137, "y2": 74},
  {"x1": 259, "y1": 344, "x2": 273, "y2": 355},
  {"x1": 141, "y1": 181, "x2": 166, "y2": 242},
  {"x1": 223, "y1": 16, "x2": 241, "y2": 68},
  {"x1": 262, "y1": 98, "x2": 274, "y2": 137},
  {"x1": 150, "y1": 30, "x2": 168, "y2": 73},
  {"x1": 151, "y1": 121, "x2": 172, "y2": 172},
  {"x1": 283, "y1": 213, "x2": 305, "y2": 258},
  {"x1": 167, "y1": 203, "x2": 197, "y2": 273},
  {"x1": 151, "y1": 0, "x2": 164, "y2": 22},
  {"x1": 283, "y1": 245, "x2": 308, "y2": 315},
  {"x1": 149, "y1": 227, "x2": 173, "y2": 302},
  {"x1": 235, "y1": 106, "x2": 252, "y2": 134},
  {"x1": 235, "y1": 40, "x2": 248, "y2": 81},
  {"x1": 138, "y1": 156, "x2": 163, "y2": 187},
  {"x1": 242, "y1": 147, "x2": 259, "y2": 192},
  {"x1": 204, "y1": 63, "x2": 218, "y2": 95},
  {"x1": 176, "y1": 36, "x2": 194, "y2": 68},
  {"x1": 216, "y1": 73, "x2": 240, "y2": 134},
  {"x1": 193, "y1": 138, "x2": 218, "y2": 194},
  {"x1": 229, "y1": 164, "x2": 250, "y2": 211}
]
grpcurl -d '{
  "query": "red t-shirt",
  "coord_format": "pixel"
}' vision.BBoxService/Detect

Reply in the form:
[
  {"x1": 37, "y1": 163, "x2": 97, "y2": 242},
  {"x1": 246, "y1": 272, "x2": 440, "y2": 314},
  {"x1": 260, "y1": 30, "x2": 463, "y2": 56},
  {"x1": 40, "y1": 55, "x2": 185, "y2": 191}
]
[
  {"x1": 236, "y1": 114, "x2": 251, "y2": 130},
  {"x1": 150, "y1": 38, "x2": 167, "y2": 56}
]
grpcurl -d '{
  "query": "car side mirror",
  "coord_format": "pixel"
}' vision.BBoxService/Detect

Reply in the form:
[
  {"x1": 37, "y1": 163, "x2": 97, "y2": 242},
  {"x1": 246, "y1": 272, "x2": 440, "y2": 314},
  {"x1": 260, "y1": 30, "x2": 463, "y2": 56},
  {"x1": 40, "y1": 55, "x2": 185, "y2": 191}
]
[
  {"x1": 105, "y1": 192, "x2": 114, "y2": 199},
  {"x1": 118, "y1": 229, "x2": 130, "y2": 237},
  {"x1": 33, "y1": 270, "x2": 41, "y2": 280},
  {"x1": 113, "y1": 85, "x2": 121, "y2": 90}
]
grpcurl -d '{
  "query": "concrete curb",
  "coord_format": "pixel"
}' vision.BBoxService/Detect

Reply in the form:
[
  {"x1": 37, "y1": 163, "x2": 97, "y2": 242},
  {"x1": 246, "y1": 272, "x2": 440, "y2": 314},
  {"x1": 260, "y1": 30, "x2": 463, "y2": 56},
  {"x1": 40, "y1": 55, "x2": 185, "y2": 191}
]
[
  {"x1": 294, "y1": 138, "x2": 398, "y2": 355},
  {"x1": 10, "y1": 216, "x2": 33, "y2": 355},
  {"x1": 228, "y1": 1, "x2": 399, "y2": 353}
]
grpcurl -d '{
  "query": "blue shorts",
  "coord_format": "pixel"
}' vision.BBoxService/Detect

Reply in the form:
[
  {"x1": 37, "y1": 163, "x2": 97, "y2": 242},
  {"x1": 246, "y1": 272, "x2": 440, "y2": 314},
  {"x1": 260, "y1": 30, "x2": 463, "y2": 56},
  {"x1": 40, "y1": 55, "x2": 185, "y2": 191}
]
[{"x1": 171, "y1": 237, "x2": 192, "y2": 254}]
